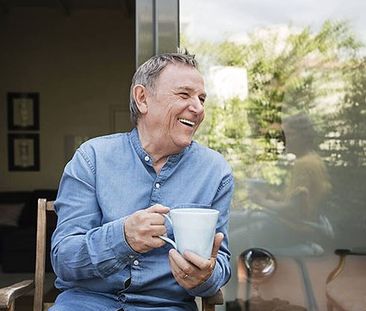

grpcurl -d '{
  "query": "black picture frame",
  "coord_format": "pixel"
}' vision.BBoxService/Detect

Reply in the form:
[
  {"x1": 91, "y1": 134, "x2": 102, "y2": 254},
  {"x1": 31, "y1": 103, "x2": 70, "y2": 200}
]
[
  {"x1": 7, "y1": 92, "x2": 40, "y2": 131},
  {"x1": 8, "y1": 133, "x2": 40, "y2": 171}
]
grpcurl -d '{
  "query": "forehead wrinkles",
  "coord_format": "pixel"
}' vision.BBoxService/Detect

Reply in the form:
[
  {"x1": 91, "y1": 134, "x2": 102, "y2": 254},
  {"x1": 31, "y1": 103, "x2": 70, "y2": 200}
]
[{"x1": 157, "y1": 64, "x2": 202, "y2": 87}]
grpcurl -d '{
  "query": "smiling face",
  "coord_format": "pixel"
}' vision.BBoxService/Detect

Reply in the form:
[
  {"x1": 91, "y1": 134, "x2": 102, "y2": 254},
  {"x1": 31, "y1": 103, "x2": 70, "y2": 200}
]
[{"x1": 136, "y1": 63, "x2": 206, "y2": 156}]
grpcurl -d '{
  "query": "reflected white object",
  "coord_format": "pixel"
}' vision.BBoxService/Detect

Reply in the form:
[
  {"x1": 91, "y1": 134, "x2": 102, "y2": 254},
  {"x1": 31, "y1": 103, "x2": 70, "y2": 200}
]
[
  {"x1": 285, "y1": 153, "x2": 297, "y2": 162},
  {"x1": 208, "y1": 66, "x2": 248, "y2": 101}
]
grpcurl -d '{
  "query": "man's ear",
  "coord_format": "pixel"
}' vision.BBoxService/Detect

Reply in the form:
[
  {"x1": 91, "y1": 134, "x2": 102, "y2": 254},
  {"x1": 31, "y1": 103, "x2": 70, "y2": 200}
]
[{"x1": 133, "y1": 84, "x2": 148, "y2": 115}]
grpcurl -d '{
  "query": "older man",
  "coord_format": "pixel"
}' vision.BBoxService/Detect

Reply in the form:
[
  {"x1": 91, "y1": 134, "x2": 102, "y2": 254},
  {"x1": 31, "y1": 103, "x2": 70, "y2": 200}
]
[{"x1": 50, "y1": 52, "x2": 234, "y2": 310}]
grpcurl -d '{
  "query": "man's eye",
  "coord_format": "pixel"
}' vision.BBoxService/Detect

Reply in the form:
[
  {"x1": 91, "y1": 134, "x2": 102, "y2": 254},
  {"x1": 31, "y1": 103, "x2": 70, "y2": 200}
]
[
  {"x1": 199, "y1": 97, "x2": 206, "y2": 105},
  {"x1": 179, "y1": 92, "x2": 189, "y2": 98}
]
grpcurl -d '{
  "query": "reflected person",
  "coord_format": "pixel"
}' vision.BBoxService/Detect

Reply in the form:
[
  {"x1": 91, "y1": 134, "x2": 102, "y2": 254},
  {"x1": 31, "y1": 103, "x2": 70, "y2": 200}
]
[
  {"x1": 50, "y1": 52, "x2": 234, "y2": 310},
  {"x1": 248, "y1": 113, "x2": 332, "y2": 252}
]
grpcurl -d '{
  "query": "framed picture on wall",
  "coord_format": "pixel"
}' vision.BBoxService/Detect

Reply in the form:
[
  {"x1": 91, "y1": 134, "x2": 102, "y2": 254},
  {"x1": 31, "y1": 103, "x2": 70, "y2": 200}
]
[
  {"x1": 7, "y1": 92, "x2": 40, "y2": 130},
  {"x1": 8, "y1": 133, "x2": 40, "y2": 171}
]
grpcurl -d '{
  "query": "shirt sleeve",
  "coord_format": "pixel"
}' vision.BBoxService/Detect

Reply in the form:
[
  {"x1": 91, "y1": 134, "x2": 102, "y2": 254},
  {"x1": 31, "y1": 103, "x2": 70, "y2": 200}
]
[
  {"x1": 51, "y1": 147, "x2": 140, "y2": 282},
  {"x1": 187, "y1": 173, "x2": 234, "y2": 297}
]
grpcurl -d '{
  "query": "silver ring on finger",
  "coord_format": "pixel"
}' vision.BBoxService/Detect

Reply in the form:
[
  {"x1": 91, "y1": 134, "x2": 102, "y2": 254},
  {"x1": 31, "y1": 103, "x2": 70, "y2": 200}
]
[{"x1": 183, "y1": 274, "x2": 189, "y2": 279}]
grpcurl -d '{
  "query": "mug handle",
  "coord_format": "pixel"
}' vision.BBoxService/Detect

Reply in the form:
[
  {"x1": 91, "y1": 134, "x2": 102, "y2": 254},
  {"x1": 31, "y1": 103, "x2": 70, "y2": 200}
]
[{"x1": 158, "y1": 214, "x2": 177, "y2": 249}]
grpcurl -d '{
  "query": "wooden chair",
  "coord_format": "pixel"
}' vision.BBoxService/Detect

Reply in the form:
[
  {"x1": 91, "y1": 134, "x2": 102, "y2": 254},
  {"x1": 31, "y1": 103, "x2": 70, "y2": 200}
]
[
  {"x1": 325, "y1": 248, "x2": 366, "y2": 311},
  {"x1": 0, "y1": 199, "x2": 54, "y2": 311},
  {"x1": 0, "y1": 199, "x2": 223, "y2": 311}
]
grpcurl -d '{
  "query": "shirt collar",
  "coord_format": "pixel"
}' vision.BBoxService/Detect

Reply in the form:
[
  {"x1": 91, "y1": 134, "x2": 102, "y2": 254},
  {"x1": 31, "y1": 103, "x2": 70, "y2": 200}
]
[{"x1": 129, "y1": 128, "x2": 190, "y2": 165}]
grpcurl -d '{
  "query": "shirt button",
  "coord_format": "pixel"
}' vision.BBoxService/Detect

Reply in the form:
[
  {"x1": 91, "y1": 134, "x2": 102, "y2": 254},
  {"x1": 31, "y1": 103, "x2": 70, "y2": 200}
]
[
  {"x1": 155, "y1": 183, "x2": 160, "y2": 189},
  {"x1": 144, "y1": 155, "x2": 150, "y2": 161},
  {"x1": 133, "y1": 260, "x2": 139, "y2": 266}
]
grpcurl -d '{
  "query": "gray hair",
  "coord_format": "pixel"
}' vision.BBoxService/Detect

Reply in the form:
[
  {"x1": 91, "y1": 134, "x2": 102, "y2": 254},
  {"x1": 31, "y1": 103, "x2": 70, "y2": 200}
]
[{"x1": 129, "y1": 51, "x2": 198, "y2": 127}]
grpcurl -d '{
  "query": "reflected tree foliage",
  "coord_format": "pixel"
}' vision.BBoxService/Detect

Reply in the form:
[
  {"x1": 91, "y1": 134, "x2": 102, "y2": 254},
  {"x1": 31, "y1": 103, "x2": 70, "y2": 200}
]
[
  {"x1": 183, "y1": 20, "x2": 365, "y2": 214},
  {"x1": 323, "y1": 58, "x2": 366, "y2": 167}
]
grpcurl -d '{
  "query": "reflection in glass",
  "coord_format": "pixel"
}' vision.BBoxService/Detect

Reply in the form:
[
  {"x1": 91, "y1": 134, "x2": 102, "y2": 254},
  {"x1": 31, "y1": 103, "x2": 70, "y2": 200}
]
[
  {"x1": 239, "y1": 248, "x2": 277, "y2": 299},
  {"x1": 181, "y1": 0, "x2": 366, "y2": 309},
  {"x1": 246, "y1": 112, "x2": 333, "y2": 255}
]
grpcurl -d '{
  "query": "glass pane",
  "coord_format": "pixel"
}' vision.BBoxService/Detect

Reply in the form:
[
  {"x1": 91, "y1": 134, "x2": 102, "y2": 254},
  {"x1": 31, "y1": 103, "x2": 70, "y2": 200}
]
[
  {"x1": 135, "y1": 0, "x2": 154, "y2": 66},
  {"x1": 181, "y1": 1, "x2": 366, "y2": 310},
  {"x1": 156, "y1": 0, "x2": 179, "y2": 54}
]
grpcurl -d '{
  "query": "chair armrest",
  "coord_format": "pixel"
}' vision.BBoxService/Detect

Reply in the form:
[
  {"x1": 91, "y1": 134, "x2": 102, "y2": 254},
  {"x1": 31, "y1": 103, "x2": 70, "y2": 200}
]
[
  {"x1": 204, "y1": 289, "x2": 224, "y2": 305},
  {"x1": 201, "y1": 289, "x2": 224, "y2": 310},
  {"x1": 327, "y1": 248, "x2": 366, "y2": 284},
  {"x1": 0, "y1": 280, "x2": 34, "y2": 308},
  {"x1": 335, "y1": 248, "x2": 366, "y2": 256}
]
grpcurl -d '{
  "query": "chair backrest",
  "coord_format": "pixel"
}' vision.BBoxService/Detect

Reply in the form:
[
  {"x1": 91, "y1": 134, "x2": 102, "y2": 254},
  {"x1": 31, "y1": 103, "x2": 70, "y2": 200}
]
[{"x1": 34, "y1": 199, "x2": 55, "y2": 311}]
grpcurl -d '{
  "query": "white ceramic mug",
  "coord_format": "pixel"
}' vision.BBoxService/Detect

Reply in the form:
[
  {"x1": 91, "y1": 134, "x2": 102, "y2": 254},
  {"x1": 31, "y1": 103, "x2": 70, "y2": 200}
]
[{"x1": 159, "y1": 208, "x2": 219, "y2": 259}]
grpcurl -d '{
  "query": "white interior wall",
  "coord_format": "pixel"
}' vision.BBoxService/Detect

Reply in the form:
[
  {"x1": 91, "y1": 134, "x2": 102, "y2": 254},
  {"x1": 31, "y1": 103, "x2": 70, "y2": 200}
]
[{"x1": 0, "y1": 8, "x2": 134, "y2": 191}]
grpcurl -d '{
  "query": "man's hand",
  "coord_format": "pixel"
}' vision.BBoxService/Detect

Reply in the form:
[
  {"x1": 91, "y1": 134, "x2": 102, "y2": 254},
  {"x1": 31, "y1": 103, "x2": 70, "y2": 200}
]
[
  {"x1": 124, "y1": 204, "x2": 169, "y2": 253},
  {"x1": 168, "y1": 232, "x2": 224, "y2": 289}
]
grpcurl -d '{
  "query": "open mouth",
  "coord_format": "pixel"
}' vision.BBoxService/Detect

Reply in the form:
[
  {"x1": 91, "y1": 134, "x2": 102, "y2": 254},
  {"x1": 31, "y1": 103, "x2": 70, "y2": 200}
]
[{"x1": 178, "y1": 118, "x2": 195, "y2": 128}]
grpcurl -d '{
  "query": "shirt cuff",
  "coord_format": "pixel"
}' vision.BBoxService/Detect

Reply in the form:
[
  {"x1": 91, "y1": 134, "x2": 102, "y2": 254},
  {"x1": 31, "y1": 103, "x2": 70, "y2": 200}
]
[
  {"x1": 107, "y1": 217, "x2": 141, "y2": 264},
  {"x1": 186, "y1": 262, "x2": 222, "y2": 297}
]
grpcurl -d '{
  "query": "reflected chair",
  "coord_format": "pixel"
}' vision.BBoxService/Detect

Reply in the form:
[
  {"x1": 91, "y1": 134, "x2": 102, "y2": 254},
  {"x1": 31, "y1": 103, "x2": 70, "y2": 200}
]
[
  {"x1": 326, "y1": 248, "x2": 366, "y2": 311},
  {"x1": 234, "y1": 208, "x2": 331, "y2": 311},
  {"x1": 0, "y1": 199, "x2": 223, "y2": 311},
  {"x1": 232, "y1": 247, "x2": 306, "y2": 311}
]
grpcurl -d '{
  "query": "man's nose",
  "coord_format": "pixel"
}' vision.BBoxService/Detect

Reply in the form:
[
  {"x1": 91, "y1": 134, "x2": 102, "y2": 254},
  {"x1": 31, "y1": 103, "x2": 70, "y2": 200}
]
[{"x1": 189, "y1": 97, "x2": 204, "y2": 114}]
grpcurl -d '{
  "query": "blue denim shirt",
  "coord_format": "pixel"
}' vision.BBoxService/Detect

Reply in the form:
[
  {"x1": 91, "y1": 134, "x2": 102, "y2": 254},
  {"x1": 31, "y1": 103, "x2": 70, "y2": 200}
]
[{"x1": 51, "y1": 128, "x2": 234, "y2": 310}]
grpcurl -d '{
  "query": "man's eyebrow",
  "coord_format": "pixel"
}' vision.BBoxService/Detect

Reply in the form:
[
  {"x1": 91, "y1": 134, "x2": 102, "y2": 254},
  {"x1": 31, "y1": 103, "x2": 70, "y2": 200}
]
[{"x1": 175, "y1": 86, "x2": 207, "y2": 98}]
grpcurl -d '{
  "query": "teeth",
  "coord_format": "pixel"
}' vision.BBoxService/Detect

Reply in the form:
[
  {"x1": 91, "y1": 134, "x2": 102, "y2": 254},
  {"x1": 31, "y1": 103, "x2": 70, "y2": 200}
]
[{"x1": 178, "y1": 118, "x2": 195, "y2": 127}]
